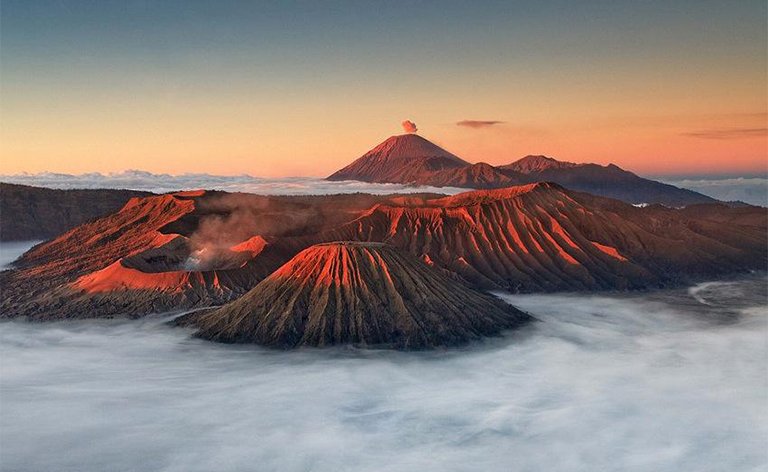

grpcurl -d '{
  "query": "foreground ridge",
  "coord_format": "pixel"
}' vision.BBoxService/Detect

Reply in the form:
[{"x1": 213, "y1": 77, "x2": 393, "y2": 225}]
[
  {"x1": 176, "y1": 242, "x2": 531, "y2": 349},
  {"x1": 1, "y1": 183, "x2": 764, "y2": 320}
]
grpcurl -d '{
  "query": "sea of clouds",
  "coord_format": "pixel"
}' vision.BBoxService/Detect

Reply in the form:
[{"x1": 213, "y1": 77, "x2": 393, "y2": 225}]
[
  {"x1": 1, "y1": 270, "x2": 765, "y2": 472},
  {"x1": 0, "y1": 240, "x2": 41, "y2": 270},
  {"x1": 2, "y1": 170, "x2": 765, "y2": 205},
  {"x1": 660, "y1": 177, "x2": 767, "y2": 206},
  {"x1": 0, "y1": 170, "x2": 466, "y2": 196}
]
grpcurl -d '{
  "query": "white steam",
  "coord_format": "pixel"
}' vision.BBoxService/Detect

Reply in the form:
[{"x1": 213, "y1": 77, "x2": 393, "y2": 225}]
[{"x1": 0, "y1": 277, "x2": 766, "y2": 472}]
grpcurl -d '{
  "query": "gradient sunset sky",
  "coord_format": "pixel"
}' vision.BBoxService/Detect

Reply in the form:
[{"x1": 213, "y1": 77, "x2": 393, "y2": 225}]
[{"x1": 1, "y1": 0, "x2": 766, "y2": 178}]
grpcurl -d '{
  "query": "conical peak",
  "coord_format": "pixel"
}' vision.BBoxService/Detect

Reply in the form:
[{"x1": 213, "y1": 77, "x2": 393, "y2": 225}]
[
  {"x1": 366, "y1": 134, "x2": 468, "y2": 164},
  {"x1": 181, "y1": 241, "x2": 530, "y2": 349}
]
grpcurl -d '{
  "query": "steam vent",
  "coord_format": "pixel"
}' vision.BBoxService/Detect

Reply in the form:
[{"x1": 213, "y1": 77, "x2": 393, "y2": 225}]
[{"x1": 176, "y1": 242, "x2": 531, "y2": 349}]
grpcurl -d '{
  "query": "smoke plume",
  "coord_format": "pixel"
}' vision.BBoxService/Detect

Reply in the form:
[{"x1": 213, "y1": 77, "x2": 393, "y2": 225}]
[{"x1": 401, "y1": 120, "x2": 418, "y2": 133}]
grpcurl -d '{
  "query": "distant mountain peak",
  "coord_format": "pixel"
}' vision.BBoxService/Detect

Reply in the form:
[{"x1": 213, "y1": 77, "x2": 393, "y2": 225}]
[
  {"x1": 501, "y1": 155, "x2": 578, "y2": 174},
  {"x1": 361, "y1": 134, "x2": 467, "y2": 164},
  {"x1": 327, "y1": 134, "x2": 468, "y2": 182}
]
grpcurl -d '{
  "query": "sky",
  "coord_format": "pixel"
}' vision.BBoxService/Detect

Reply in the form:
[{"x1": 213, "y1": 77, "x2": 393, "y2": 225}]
[{"x1": 1, "y1": 0, "x2": 766, "y2": 178}]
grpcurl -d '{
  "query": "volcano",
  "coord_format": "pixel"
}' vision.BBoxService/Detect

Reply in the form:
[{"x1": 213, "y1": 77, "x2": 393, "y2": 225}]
[
  {"x1": 326, "y1": 136, "x2": 717, "y2": 206},
  {"x1": 176, "y1": 242, "x2": 531, "y2": 349},
  {"x1": 2, "y1": 183, "x2": 764, "y2": 321},
  {"x1": 327, "y1": 134, "x2": 470, "y2": 183}
]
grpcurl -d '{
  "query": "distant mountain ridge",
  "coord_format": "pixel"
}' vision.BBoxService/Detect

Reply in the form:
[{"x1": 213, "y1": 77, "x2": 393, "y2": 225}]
[
  {"x1": 501, "y1": 155, "x2": 578, "y2": 173},
  {"x1": 327, "y1": 134, "x2": 717, "y2": 207},
  {"x1": 499, "y1": 156, "x2": 718, "y2": 207}
]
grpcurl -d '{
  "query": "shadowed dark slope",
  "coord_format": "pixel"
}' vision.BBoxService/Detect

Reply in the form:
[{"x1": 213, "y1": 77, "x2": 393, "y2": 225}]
[{"x1": 0, "y1": 183, "x2": 153, "y2": 241}]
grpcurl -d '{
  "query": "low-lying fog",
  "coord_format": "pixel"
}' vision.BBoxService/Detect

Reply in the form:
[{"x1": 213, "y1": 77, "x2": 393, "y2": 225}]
[
  {"x1": 1, "y1": 277, "x2": 766, "y2": 472},
  {"x1": 0, "y1": 170, "x2": 468, "y2": 196},
  {"x1": 0, "y1": 240, "x2": 41, "y2": 270}
]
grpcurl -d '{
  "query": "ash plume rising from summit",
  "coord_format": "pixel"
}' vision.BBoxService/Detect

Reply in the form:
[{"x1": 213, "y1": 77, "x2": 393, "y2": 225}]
[{"x1": 401, "y1": 120, "x2": 418, "y2": 133}]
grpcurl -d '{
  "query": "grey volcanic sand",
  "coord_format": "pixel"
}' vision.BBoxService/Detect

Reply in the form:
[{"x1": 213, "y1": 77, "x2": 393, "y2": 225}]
[{"x1": 1, "y1": 276, "x2": 766, "y2": 472}]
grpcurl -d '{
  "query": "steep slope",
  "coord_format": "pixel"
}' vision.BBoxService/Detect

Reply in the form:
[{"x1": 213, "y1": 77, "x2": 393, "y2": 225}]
[
  {"x1": 282, "y1": 183, "x2": 765, "y2": 292},
  {"x1": 500, "y1": 156, "x2": 716, "y2": 206},
  {"x1": 3, "y1": 184, "x2": 764, "y2": 320},
  {"x1": 0, "y1": 191, "x2": 441, "y2": 320},
  {"x1": 176, "y1": 242, "x2": 531, "y2": 349},
  {"x1": 327, "y1": 134, "x2": 469, "y2": 183},
  {"x1": 0, "y1": 183, "x2": 153, "y2": 241},
  {"x1": 0, "y1": 191, "x2": 258, "y2": 319}
]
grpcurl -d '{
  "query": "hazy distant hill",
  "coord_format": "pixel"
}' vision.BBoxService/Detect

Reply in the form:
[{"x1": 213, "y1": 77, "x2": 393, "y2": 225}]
[{"x1": 499, "y1": 155, "x2": 717, "y2": 207}]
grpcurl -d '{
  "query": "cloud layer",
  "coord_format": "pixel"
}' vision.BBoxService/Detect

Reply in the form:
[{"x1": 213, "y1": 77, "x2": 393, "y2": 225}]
[
  {"x1": 0, "y1": 170, "x2": 466, "y2": 196},
  {"x1": 661, "y1": 177, "x2": 767, "y2": 206},
  {"x1": 1, "y1": 277, "x2": 765, "y2": 472},
  {"x1": 2, "y1": 170, "x2": 765, "y2": 205},
  {"x1": 0, "y1": 240, "x2": 41, "y2": 269}
]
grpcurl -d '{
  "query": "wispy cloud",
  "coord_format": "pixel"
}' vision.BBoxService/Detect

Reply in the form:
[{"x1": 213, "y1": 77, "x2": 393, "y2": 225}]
[
  {"x1": 681, "y1": 127, "x2": 767, "y2": 140},
  {"x1": 456, "y1": 120, "x2": 505, "y2": 129}
]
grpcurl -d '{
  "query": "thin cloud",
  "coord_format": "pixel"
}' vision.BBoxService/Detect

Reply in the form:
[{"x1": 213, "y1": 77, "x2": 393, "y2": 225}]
[
  {"x1": 456, "y1": 120, "x2": 505, "y2": 129},
  {"x1": 681, "y1": 127, "x2": 767, "y2": 140}
]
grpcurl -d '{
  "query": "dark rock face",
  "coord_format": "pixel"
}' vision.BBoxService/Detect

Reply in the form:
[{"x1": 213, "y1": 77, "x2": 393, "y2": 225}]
[
  {"x1": 175, "y1": 242, "x2": 531, "y2": 349},
  {"x1": 0, "y1": 183, "x2": 153, "y2": 241}
]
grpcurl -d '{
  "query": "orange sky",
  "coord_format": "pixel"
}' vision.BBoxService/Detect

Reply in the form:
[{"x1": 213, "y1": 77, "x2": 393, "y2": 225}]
[
  {"x1": 1, "y1": 0, "x2": 766, "y2": 178},
  {"x1": 2, "y1": 106, "x2": 764, "y2": 178}
]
